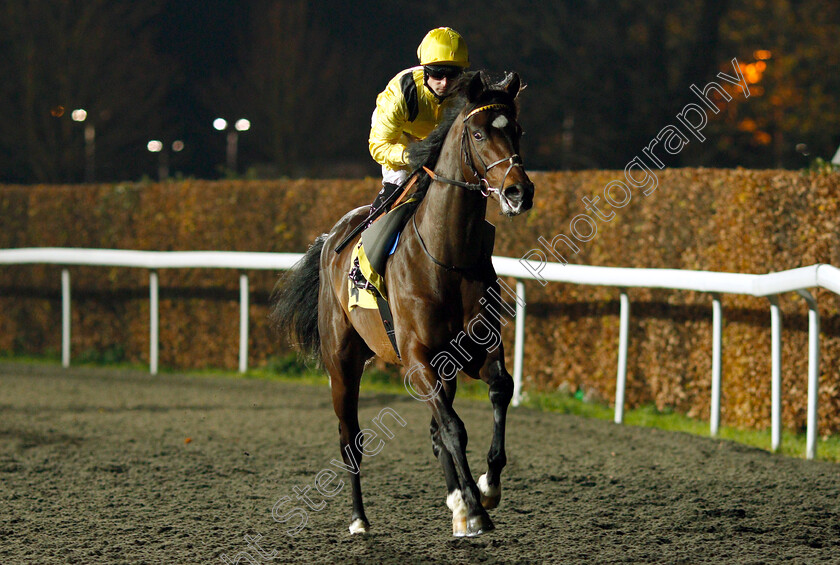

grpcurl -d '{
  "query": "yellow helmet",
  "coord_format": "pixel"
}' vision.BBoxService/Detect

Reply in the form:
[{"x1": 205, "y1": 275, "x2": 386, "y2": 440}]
[{"x1": 417, "y1": 27, "x2": 469, "y2": 68}]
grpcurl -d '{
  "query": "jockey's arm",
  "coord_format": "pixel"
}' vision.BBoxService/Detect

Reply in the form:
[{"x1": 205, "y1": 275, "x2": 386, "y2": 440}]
[{"x1": 369, "y1": 80, "x2": 412, "y2": 171}]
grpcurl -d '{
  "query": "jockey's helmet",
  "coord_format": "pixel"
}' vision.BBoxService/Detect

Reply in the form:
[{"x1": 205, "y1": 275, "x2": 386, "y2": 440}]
[{"x1": 417, "y1": 27, "x2": 469, "y2": 68}]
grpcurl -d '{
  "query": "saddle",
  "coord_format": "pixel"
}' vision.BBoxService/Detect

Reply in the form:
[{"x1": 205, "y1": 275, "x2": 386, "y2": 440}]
[
  {"x1": 347, "y1": 197, "x2": 421, "y2": 359},
  {"x1": 348, "y1": 195, "x2": 419, "y2": 296},
  {"x1": 351, "y1": 198, "x2": 418, "y2": 292},
  {"x1": 347, "y1": 170, "x2": 425, "y2": 304}
]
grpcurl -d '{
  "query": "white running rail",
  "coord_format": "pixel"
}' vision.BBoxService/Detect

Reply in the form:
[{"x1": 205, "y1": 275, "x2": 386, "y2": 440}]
[
  {"x1": 0, "y1": 248, "x2": 303, "y2": 376},
  {"x1": 2, "y1": 247, "x2": 838, "y2": 459}
]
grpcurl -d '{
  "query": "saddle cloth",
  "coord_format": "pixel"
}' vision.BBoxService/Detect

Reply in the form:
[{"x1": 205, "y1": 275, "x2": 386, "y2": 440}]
[{"x1": 347, "y1": 197, "x2": 419, "y2": 311}]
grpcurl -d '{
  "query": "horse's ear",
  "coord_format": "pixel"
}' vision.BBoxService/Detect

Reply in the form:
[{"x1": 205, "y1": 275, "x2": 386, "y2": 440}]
[
  {"x1": 502, "y1": 72, "x2": 521, "y2": 98},
  {"x1": 466, "y1": 71, "x2": 485, "y2": 102}
]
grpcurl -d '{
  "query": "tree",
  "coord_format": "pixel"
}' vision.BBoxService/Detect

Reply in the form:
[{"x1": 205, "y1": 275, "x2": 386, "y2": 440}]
[
  {"x1": 200, "y1": 0, "x2": 353, "y2": 176},
  {"x1": 436, "y1": 0, "x2": 732, "y2": 169},
  {"x1": 711, "y1": 0, "x2": 840, "y2": 167},
  {"x1": 0, "y1": 0, "x2": 178, "y2": 183}
]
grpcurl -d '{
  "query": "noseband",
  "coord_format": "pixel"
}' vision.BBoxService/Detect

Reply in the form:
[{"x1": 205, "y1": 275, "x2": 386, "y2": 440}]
[{"x1": 423, "y1": 103, "x2": 525, "y2": 200}]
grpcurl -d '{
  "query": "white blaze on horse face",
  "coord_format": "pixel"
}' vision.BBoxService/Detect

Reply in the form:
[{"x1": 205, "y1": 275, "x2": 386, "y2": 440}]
[{"x1": 492, "y1": 115, "x2": 509, "y2": 130}]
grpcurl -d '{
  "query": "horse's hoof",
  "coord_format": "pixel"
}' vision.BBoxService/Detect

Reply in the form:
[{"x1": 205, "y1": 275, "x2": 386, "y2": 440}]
[
  {"x1": 466, "y1": 513, "x2": 495, "y2": 537},
  {"x1": 478, "y1": 473, "x2": 501, "y2": 510},
  {"x1": 348, "y1": 518, "x2": 370, "y2": 534}
]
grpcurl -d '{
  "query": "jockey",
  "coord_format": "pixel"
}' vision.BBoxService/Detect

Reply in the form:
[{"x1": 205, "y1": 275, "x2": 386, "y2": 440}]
[{"x1": 367, "y1": 27, "x2": 470, "y2": 216}]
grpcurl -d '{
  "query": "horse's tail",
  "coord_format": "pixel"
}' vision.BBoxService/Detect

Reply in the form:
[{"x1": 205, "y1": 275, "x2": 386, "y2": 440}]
[{"x1": 269, "y1": 234, "x2": 326, "y2": 365}]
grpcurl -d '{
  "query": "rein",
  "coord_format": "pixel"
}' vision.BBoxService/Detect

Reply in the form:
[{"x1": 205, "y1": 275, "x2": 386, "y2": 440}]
[
  {"x1": 414, "y1": 103, "x2": 522, "y2": 272},
  {"x1": 411, "y1": 211, "x2": 487, "y2": 273}
]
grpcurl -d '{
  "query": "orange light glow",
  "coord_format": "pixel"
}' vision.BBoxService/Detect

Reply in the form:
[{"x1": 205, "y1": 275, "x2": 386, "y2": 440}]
[
  {"x1": 753, "y1": 131, "x2": 772, "y2": 145},
  {"x1": 754, "y1": 50, "x2": 772, "y2": 60},
  {"x1": 51, "y1": 105, "x2": 65, "y2": 117},
  {"x1": 741, "y1": 63, "x2": 763, "y2": 84}
]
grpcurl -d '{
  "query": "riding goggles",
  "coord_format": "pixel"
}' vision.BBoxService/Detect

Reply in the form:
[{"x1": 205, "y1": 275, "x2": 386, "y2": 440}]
[{"x1": 424, "y1": 65, "x2": 463, "y2": 80}]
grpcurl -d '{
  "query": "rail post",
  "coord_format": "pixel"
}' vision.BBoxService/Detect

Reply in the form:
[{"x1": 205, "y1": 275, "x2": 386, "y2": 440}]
[
  {"x1": 710, "y1": 293, "x2": 723, "y2": 437},
  {"x1": 768, "y1": 295, "x2": 782, "y2": 452},
  {"x1": 61, "y1": 268, "x2": 71, "y2": 368},
  {"x1": 797, "y1": 289, "x2": 820, "y2": 460},
  {"x1": 239, "y1": 273, "x2": 249, "y2": 373},
  {"x1": 512, "y1": 279, "x2": 526, "y2": 407},
  {"x1": 150, "y1": 270, "x2": 159, "y2": 375},
  {"x1": 614, "y1": 290, "x2": 630, "y2": 424}
]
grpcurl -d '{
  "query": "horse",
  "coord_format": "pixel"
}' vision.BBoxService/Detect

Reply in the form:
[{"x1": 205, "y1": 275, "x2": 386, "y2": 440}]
[{"x1": 270, "y1": 71, "x2": 534, "y2": 537}]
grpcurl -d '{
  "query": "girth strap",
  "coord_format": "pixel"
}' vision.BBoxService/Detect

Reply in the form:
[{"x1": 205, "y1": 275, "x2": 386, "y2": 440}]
[{"x1": 376, "y1": 294, "x2": 400, "y2": 359}]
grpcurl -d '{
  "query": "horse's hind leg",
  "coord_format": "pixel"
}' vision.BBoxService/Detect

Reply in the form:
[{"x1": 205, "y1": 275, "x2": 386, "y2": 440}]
[
  {"x1": 325, "y1": 341, "x2": 370, "y2": 533},
  {"x1": 321, "y1": 301, "x2": 372, "y2": 533}
]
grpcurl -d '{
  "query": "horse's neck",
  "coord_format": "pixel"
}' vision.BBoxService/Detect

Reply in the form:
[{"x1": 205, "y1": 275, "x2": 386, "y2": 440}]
[{"x1": 415, "y1": 126, "x2": 488, "y2": 267}]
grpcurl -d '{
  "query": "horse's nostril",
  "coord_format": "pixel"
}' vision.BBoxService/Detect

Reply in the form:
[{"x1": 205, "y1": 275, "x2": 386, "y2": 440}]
[{"x1": 503, "y1": 185, "x2": 523, "y2": 202}]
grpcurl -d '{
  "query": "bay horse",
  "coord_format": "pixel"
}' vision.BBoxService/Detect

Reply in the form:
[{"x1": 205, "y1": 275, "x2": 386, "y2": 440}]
[{"x1": 270, "y1": 71, "x2": 534, "y2": 537}]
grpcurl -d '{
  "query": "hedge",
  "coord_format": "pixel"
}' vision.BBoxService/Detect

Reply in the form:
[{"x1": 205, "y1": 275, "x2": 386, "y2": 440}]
[{"x1": 1, "y1": 169, "x2": 839, "y2": 433}]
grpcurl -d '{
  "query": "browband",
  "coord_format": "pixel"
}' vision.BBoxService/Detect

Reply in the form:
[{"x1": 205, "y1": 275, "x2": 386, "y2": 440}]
[{"x1": 463, "y1": 103, "x2": 512, "y2": 121}]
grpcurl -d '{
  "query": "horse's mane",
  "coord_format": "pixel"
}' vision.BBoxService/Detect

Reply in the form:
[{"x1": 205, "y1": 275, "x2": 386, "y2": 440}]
[{"x1": 407, "y1": 71, "x2": 520, "y2": 192}]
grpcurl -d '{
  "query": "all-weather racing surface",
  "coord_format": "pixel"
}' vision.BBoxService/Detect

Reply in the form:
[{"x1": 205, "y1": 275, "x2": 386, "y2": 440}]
[{"x1": 1, "y1": 362, "x2": 839, "y2": 564}]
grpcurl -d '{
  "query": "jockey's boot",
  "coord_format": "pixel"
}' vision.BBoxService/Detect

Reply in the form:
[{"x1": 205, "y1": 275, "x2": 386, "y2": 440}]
[{"x1": 367, "y1": 182, "x2": 400, "y2": 222}]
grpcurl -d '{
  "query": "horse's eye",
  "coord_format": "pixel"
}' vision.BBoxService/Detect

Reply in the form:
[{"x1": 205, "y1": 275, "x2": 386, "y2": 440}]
[{"x1": 473, "y1": 131, "x2": 484, "y2": 141}]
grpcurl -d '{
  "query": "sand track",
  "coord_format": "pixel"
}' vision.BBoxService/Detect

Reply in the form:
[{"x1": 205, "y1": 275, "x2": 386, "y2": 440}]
[{"x1": 1, "y1": 362, "x2": 839, "y2": 564}]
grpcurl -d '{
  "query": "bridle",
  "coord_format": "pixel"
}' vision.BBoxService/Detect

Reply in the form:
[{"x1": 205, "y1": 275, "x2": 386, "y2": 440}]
[
  {"x1": 415, "y1": 102, "x2": 526, "y2": 272},
  {"x1": 422, "y1": 103, "x2": 525, "y2": 202}
]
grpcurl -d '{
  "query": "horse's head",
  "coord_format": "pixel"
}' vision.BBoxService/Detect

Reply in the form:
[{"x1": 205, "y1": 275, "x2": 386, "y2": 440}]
[{"x1": 460, "y1": 72, "x2": 535, "y2": 217}]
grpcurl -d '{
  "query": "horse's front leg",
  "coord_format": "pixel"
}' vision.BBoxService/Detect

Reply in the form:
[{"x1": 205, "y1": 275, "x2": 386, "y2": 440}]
[
  {"x1": 476, "y1": 357, "x2": 512, "y2": 510},
  {"x1": 433, "y1": 397, "x2": 495, "y2": 536},
  {"x1": 428, "y1": 379, "x2": 467, "y2": 535},
  {"x1": 406, "y1": 355, "x2": 494, "y2": 537}
]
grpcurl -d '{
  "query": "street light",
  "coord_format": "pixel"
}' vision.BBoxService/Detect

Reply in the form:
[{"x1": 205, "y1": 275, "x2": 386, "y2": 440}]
[
  {"x1": 214, "y1": 117, "x2": 250, "y2": 173},
  {"x1": 72, "y1": 108, "x2": 95, "y2": 183},
  {"x1": 147, "y1": 139, "x2": 184, "y2": 181}
]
